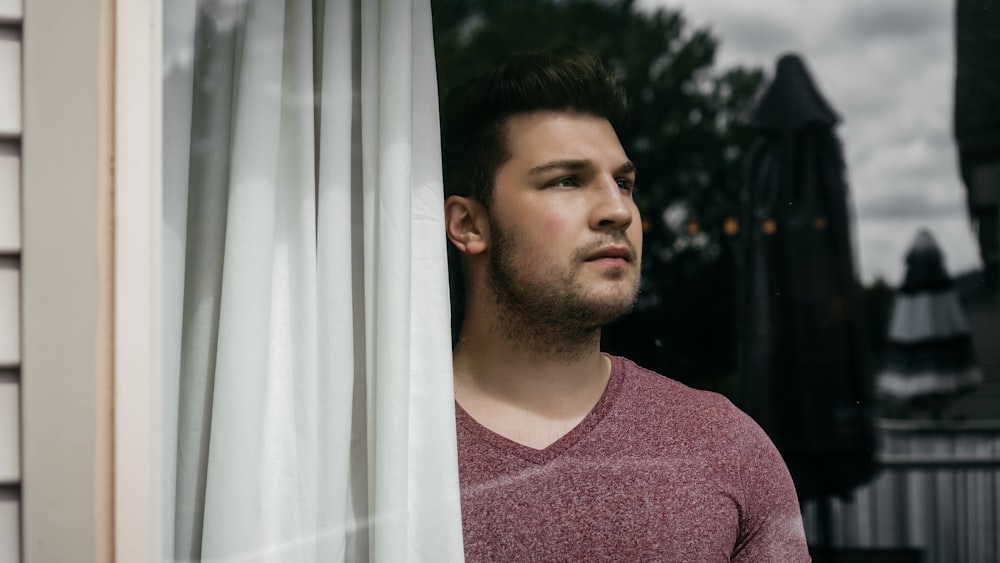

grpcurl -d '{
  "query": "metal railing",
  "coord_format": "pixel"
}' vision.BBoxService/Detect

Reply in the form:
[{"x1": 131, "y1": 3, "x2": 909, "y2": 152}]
[{"x1": 802, "y1": 419, "x2": 1000, "y2": 563}]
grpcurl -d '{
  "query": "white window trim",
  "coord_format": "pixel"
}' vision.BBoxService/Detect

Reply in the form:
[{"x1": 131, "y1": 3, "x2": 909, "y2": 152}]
[{"x1": 114, "y1": 0, "x2": 163, "y2": 560}]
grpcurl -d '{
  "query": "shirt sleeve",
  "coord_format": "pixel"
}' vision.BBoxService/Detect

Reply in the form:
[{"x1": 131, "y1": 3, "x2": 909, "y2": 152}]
[{"x1": 729, "y1": 404, "x2": 813, "y2": 563}]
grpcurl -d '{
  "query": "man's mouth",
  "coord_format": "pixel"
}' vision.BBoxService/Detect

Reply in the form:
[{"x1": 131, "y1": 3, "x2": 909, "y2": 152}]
[{"x1": 585, "y1": 245, "x2": 634, "y2": 263}]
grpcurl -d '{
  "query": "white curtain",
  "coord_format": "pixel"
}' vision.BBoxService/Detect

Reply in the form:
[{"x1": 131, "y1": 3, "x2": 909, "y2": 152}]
[{"x1": 162, "y1": 0, "x2": 465, "y2": 561}]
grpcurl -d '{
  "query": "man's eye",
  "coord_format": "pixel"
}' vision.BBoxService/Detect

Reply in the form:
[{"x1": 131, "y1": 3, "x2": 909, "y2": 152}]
[
  {"x1": 550, "y1": 177, "x2": 580, "y2": 187},
  {"x1": 617, "y1": 179, "x2": 636, "y2": 193}
]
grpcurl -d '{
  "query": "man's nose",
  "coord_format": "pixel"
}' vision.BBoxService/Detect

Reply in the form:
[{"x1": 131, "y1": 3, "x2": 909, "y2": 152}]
[{"x1": 592, "y1": 178, "x2": 633, "y2": 230}]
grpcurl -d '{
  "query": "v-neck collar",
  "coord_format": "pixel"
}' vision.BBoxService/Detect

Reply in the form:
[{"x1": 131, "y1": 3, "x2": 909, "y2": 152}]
[{"x1": 454, "y1": 354, "x2": 626, "y2": 465}]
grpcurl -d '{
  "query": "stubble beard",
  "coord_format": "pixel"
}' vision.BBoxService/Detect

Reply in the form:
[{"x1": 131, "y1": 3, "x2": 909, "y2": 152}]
[{"x1": 485, "y1": 214, "x2": 640, "y2": 361}]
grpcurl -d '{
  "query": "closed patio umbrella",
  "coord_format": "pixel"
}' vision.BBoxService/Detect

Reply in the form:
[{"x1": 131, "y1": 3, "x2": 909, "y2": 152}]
[
  {"x1": 736, "y1": 53, "x2": 876, "y2": 502},
  {"x1": 877, "y1": 228, "x2": 982, "y2": 418}
]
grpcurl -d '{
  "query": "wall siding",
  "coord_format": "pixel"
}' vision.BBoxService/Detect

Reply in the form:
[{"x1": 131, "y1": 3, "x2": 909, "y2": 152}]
[{"x1": 0, "y1": 3, "x2": 20, "y2": 563}]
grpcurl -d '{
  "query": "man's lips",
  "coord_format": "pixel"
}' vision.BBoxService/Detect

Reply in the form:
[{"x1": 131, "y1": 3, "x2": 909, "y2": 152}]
[{"x1": 585, "y1": 246, "x2": 634, "y2": 262}]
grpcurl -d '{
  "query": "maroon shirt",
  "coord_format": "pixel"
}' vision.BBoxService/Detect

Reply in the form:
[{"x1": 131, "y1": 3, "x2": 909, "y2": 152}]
[{"x1": 456, "y1": 355, "x2": 811, "y2": 562}]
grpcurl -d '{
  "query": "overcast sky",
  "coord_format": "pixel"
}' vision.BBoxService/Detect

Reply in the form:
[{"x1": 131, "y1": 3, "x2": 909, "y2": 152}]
[{"x1": 640, "y1": 0, "x2": 980, "y2": 285}]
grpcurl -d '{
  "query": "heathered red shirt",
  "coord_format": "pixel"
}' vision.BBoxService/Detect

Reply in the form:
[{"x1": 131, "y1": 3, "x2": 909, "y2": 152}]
[{"x1": 456, "y1": 355, "x2": 811, "y2": 562}]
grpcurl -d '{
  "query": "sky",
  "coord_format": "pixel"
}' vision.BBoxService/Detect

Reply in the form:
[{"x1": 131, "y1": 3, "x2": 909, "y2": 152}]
[{"x1": 640, "y1": 0, "x2": 981, "y2": 285}]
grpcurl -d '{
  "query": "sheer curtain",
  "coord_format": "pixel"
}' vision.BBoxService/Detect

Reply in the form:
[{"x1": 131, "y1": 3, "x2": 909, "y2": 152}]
[{"x1": 162, "y1": 0, "x2": 464, "y2": 561}]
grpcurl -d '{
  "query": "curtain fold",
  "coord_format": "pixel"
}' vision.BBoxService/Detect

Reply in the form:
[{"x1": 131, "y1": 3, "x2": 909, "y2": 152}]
[{"x1": 163, "y1": 1, "x2": 465, "y2": 561}]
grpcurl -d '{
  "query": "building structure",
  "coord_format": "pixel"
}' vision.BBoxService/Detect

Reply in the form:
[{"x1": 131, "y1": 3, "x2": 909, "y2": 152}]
[{"x1": 0, "y1": 1, "x2": 161, "y2": 561}]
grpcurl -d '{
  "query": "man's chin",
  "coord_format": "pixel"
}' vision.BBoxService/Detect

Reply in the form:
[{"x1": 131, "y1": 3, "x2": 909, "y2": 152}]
[
  {"x1": 583, "y1": 279, "x2": 640, "y2": 307},
  {"x1": 578, "y1": 294, "x2": 638, "y2": 326},
  {"x1": 587, "y1": 263, "x2": 637, "y2": 281}
]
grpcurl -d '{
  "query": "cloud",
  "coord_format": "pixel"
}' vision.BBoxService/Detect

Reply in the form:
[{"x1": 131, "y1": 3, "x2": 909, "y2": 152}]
[
  {"x1": 857, "y1": 188, "x2": 965, "y2": 221},
  {"x1": 696, "y1": 12, "x2": 799, "y2": 60},
  {"x1": 832, "y1": 1, "x2": 950, "y2": 43}
]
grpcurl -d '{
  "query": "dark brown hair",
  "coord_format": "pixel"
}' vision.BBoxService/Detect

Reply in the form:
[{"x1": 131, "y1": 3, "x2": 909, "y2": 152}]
[{"x1": 440, "y1": 48, "x2": 629, "y2": 206}]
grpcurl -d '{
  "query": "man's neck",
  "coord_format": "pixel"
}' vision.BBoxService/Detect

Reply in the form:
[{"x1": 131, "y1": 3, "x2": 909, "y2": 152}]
[{"x1": 452, "y1": 317, "x2": 612, "y2": 450}]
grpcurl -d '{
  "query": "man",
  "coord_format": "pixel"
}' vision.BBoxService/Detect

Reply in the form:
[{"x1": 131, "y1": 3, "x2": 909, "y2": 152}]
[{"x1": 441, "y1": 49, "x2": 811, "y2": 562}]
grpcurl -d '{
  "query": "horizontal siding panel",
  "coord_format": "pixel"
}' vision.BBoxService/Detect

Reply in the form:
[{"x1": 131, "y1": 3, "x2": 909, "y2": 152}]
[
  {"x1": 0, "y1": 488, "x2": 17, "y2": 563},
  {"x1": 0, "y1": 372, "x2": 16, "y2": 483},
  {"x1": 0, "y1": 29, "x2": 20, "y2": 136},
  {"x1": 0, "y1": 9, "x2": 16, "y2": 563},
  {"x1": 0, "y1": 144, "x2": 18, "y2": 252},
  {"x1": 0, "y1": 0, "x2": 20, "y2": 23},
  {"x1": 0, "y1": 259, "x2": 16, "y2": 366}
]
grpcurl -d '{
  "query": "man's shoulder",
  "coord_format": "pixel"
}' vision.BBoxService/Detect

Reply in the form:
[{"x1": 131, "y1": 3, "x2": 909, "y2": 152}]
[
  {"x1": 610, "y1": 354, "x2": 733, "y2": 411},
  {"x1": 612, "y1": 356, "x2": 743, "y2": 426},
  {"x1": 608, "y1": 354, "x2": 783, "y2": 456}
]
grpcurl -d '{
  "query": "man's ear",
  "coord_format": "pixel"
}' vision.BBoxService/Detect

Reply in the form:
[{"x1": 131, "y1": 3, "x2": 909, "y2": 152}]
[{"x1": 445, "y1": 195, "x2": 489, "y2": 255}]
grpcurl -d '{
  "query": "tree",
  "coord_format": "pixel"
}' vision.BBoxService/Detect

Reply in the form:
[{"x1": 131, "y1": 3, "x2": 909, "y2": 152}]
[{"x1": 432, "y1": 0, "x2": 764, "y2": 391}]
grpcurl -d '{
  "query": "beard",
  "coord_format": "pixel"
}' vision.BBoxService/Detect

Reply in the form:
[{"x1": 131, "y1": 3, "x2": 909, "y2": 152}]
[{"x1": 485, "y1": 213, "x2": 640, "y2": 359}]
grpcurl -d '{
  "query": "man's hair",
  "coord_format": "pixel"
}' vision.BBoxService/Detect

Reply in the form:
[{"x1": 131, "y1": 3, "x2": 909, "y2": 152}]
[{"x1": 441, "y1": 48, "x2": 629, "y2": 206}]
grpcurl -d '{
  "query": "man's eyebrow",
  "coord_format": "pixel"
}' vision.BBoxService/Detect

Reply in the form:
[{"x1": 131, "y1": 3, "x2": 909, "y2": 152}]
[
  {"x1": 527, "y1": 159, "x2": 638, "y2": 175},
  {"x1": 528, "y1": 159, "x2": 589, "y2": 175}
]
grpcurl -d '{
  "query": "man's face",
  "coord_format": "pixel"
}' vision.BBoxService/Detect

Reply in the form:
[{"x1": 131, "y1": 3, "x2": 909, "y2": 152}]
[{"x1": 485, "y1": 111, "x2": 642, "y2": 330}]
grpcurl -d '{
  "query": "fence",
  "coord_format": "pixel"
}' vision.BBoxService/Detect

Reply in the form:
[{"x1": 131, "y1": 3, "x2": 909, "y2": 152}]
[{"x1": 802, "y1": 419, "x2": 1000, "y2": 563}]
